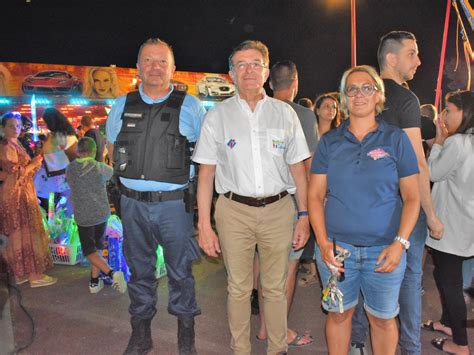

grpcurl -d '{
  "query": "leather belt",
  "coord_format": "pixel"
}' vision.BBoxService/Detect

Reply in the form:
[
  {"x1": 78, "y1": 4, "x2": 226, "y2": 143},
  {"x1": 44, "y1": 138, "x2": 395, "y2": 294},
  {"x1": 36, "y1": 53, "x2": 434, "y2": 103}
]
[
  {"x1": 223, "y1": 191, "x2": 288, "y2": 207},
  {"x1": 119, "y1": 185, "x2": 184, "y2": 203}
]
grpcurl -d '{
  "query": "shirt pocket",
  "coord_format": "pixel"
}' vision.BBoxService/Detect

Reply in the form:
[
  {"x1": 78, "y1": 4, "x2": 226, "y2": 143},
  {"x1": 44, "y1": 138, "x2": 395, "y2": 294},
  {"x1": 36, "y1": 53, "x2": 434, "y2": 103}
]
[{"x1": 266, "y1": 129, "x2": 287, "y2": 157}]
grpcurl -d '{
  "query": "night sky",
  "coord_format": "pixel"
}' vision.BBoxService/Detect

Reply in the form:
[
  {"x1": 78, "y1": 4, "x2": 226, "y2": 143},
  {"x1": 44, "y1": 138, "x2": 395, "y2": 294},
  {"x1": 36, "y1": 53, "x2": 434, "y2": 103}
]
[{"x1": 2, "y1": 0, "x2": 472, "y2": 105}]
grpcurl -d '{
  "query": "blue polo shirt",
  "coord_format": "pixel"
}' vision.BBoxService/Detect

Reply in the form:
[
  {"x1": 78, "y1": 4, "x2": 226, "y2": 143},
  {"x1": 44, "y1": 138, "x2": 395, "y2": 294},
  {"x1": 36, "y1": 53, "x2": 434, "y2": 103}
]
[
  {"x1": 311, "y1": 119, "x2": 419, "y2": 246},
  {"x1": 106, "y1": 84, "x2": 206, "y2": 191}
]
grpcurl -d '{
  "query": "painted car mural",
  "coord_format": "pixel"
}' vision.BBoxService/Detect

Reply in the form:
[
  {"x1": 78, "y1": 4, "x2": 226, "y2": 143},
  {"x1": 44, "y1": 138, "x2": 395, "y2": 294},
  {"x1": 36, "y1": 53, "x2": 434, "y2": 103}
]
[
  {"x1": 22, "y1": 70, "x2": 83, "y2": 95},
  {"x1": 197, "y1": 76, "x2": 235, "y2": 98}
]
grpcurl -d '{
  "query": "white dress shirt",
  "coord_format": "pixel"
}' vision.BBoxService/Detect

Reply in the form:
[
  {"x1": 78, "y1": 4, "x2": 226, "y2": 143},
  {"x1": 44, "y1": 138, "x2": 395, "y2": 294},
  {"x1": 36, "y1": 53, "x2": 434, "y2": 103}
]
[
  {"x1": 426, "y1": 134, "x2": 474, "y2": 257},
  {"x1": 193, "y1": 93, "x2": 310, "y2": 198}
]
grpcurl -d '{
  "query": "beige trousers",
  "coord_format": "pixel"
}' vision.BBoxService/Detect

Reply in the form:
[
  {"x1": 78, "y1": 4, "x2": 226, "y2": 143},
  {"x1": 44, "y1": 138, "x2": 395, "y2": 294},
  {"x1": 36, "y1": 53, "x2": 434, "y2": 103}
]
[{"x1": 215, "y1": 194, "x2": 295, "y2": 355}]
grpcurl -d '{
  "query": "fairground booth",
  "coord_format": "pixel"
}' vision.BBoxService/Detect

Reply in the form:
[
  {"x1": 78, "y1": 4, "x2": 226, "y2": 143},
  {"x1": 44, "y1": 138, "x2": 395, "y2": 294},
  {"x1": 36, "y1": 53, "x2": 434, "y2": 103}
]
[
  {"x1": 0, "y1": 62, "x2": 235, "y2": 130},
  {"x1": 0, "y1": 61, "x2": 236, "y2": 279}
]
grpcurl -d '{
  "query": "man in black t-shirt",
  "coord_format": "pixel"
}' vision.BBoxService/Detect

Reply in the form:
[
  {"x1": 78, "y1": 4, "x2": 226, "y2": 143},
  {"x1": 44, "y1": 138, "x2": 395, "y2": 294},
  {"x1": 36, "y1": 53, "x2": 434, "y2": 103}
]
[
  {"x1": 81, "y1": 115, "x2": 105, "y2": 162},
  {"x1": 350, "y1": 31, "x2": 444, "y2": 355}
]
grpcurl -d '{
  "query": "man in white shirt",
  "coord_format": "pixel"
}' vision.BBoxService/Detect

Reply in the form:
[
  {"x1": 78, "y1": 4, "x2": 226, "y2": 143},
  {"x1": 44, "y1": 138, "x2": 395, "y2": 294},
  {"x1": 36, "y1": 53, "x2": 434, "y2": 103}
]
[{"x1": 193, "y1": 40, "x2": 310, "y2": 355}]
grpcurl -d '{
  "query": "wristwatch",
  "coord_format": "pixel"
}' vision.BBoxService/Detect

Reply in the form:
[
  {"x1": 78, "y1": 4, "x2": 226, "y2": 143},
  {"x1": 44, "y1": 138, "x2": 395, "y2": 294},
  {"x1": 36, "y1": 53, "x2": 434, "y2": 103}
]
[{"x1": 394, "y1": 236, "x2": 410, "y2": 250}]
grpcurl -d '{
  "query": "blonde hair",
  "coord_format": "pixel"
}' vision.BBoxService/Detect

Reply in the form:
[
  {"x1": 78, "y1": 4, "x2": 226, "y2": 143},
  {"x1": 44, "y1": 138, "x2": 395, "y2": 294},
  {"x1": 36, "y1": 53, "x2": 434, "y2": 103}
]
[
  {"x1": 339, "y1": 65, "x2": 385, "y2": 118},
  {"x1": 85, "y1": 67, "x2": 118, "y2": 98}
]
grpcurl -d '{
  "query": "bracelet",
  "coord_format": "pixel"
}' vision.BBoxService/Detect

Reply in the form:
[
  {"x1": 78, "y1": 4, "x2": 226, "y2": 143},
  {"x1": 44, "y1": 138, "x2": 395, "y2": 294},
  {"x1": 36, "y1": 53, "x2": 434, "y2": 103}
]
[
  {"x1": 297, "y1": 210, "x2": 309, "y2": 218},
  {"x1": 394, "y1": 236, "x2": 410, "y2": 250}
]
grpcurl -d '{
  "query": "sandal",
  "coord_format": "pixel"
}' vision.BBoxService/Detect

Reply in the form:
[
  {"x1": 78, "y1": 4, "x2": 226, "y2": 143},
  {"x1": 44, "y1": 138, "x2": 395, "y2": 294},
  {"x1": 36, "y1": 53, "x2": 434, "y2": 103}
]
[
  {"x1": 288, "y1": 332, "x2": 313, "y2": 348},
  {"x1": 431, "y1": 338, "x2": 455, "y2": 354},
  {"x1": 257, "y1": 331, "x2": 314, "y2": 348},
  {"x1": 422, "y1": 320, "x2": 452, "y2": 336},
  {"x1": 30, "y1": 275, "x2": 58, "y2": 288},
  {"x1": 298, "y1": 274, "x2": 317, "y2": 288}
]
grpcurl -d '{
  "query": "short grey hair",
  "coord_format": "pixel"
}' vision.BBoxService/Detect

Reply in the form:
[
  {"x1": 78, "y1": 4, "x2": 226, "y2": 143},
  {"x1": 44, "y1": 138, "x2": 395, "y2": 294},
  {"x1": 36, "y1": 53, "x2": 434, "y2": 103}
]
[
  {"x1": 137, "y1": 38, "x2": 175, "y2": 65},
  {"x1": 228, "y1": 40, "x2": 270, "y2": 71}
]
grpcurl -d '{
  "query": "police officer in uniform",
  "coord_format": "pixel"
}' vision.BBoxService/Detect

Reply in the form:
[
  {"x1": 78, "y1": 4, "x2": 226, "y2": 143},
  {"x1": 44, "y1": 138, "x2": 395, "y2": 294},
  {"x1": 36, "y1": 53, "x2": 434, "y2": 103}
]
[{"x1": 106, "y1": 38, "x2": 205, "y2": 355}]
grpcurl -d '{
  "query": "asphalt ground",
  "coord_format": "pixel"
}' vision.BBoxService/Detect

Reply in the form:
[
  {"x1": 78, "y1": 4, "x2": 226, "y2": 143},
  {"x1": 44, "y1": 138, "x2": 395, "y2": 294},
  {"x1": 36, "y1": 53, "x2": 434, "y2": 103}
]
[{"x1": 1, "y1": 252, "x2": 473, "y2": 355}]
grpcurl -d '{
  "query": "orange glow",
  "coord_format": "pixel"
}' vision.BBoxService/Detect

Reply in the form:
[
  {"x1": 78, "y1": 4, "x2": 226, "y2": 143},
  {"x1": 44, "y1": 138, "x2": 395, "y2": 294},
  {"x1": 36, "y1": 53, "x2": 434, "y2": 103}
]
[
  {"x1": 57, "y1": 246, "x2": 68, "y2": 256},
  {"x1": 2, "y1": 103, "x2": 109, "y2": 127},
  {"x1": 324, "y1": 0, "x2": 346, "y2": 10}
]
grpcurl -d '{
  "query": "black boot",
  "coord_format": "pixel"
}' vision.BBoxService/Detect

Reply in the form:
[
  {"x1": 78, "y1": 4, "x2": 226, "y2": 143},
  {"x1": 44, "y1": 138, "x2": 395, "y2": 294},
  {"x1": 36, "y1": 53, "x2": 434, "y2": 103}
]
[
  {"x1": 178, "y1": 316, "x2": 197, "y2": 355},
  {"x1": 123, "y1": 316, "x2": 153, "y2": 355}
]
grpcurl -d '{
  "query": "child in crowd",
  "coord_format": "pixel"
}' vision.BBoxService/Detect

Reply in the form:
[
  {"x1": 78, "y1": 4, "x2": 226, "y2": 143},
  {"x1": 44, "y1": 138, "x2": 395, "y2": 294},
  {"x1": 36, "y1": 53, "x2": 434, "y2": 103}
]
[{"x1": 66, "y1": 137, "x2": 126, "y2": 294}]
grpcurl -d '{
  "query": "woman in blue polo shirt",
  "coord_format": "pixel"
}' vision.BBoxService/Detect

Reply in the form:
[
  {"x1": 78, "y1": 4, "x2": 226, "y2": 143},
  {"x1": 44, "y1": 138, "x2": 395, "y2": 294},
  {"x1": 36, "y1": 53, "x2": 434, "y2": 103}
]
[{"x1": 308, "y1": 65, "x2": 420, "y2": 354}]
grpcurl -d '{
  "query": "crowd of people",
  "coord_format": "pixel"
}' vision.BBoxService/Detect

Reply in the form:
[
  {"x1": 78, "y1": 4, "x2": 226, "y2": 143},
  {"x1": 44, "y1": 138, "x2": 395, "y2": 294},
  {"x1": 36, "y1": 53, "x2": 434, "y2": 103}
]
[{"x1": 0, "y1": 31, "x2": 473, "y2": 355}]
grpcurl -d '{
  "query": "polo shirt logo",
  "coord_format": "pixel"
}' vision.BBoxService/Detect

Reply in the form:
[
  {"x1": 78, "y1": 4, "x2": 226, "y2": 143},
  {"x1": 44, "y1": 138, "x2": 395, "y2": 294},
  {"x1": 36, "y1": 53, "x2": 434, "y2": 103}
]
[
  {"x1": 227, "y1": 138, "x2": 237, "y2": 149},
  {"x1": 272, "y1": 139, "x2": 285, "y2": 150},
  {"x1": 367, "y1": 148, "x2": 390, "y2": 160}
]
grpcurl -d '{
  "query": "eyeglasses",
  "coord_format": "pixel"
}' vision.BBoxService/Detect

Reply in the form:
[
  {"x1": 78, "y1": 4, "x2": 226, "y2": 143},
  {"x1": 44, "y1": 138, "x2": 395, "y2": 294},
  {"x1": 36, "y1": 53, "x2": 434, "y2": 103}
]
[
  {"x1": 232, "y1": 61, "x2": 267, "y2": 72},
  {"x1": 345, "y1": 84, "x2": 378, "y2": 97}
]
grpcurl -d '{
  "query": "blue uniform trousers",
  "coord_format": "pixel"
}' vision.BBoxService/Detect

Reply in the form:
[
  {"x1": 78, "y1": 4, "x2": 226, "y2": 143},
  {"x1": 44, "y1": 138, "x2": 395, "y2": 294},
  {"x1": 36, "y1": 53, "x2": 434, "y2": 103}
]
[{"x1": 120, "y1": 195, "x2": 201, "y2": 320}]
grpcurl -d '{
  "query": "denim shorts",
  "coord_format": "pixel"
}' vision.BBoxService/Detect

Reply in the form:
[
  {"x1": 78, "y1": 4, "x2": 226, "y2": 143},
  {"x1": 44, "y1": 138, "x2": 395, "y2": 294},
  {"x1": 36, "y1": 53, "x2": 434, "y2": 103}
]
[{"x1": 315, "y1": 240, "x2": 406, "y2": 319}]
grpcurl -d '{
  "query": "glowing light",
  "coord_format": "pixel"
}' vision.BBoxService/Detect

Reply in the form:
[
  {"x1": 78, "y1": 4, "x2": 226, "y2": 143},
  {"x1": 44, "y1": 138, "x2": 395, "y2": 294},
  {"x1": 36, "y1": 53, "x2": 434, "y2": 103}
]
[
  {"x1": 155, "y1": 245, "x2": 167, "y2": 278},
  {"x1": 70, "y1": 98, "x2": 90, "y2": 106},
  {"x1": 324, "y1": 0, "x2": 346, "y2": 10},
  {"x1": 105, "y1": 99, "x2": 116, "y2": 106},
  {"x1": 0, "y1": 97, "x2": 11, "y2": 105},
  {"x1": 48, "y1": 192, "x2": 55, "y2": 224},
  {"x1": 33, "y1": 97, "x2": 52, "y2": 105},
  {"x1": 31, "y1": 94, "x2": 38, "y2": 141},
  {"x1": 57, "y1": 246, "x2": 68, "y2": 256}
]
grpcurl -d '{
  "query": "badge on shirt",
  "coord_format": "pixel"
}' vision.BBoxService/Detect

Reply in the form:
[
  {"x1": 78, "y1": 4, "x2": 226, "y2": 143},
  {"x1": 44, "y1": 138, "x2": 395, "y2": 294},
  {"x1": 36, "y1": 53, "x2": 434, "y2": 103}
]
[
  {"x1": 367, "y1": 148, "x2": 390, "y2": 160},
  {"x1": 272, "y1": 139, "x2": 285, "y2": 150},
  {"x1": 227, "y1": 138, "x2": 237, "y2": 149},
  {"x1": 123, "y1": 112, "x2": 143, "y2": 119}
]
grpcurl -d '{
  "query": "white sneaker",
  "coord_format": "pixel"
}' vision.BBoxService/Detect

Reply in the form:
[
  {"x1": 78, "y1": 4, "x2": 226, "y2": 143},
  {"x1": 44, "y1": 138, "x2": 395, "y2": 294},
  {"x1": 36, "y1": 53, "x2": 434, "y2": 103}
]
[
  {"x1": 89, "y1": 279, "x2": 104, "y2": 294},
  {"x1": 112, "y1": 271, "x2": 127, "y2": 293}
]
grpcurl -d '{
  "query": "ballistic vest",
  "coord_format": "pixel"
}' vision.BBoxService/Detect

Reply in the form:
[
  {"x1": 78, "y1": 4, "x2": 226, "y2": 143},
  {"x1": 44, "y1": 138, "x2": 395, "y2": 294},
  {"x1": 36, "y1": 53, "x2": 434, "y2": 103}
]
[{"x1": 112, "y1": 90, "x2": 190, "y2": 184}]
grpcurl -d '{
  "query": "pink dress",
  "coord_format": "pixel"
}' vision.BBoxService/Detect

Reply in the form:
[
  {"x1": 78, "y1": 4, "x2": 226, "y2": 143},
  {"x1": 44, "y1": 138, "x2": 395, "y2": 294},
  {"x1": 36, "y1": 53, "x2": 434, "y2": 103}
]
[{"x1": 0, "y1": 139, "x2": 52, "y2": 278}]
